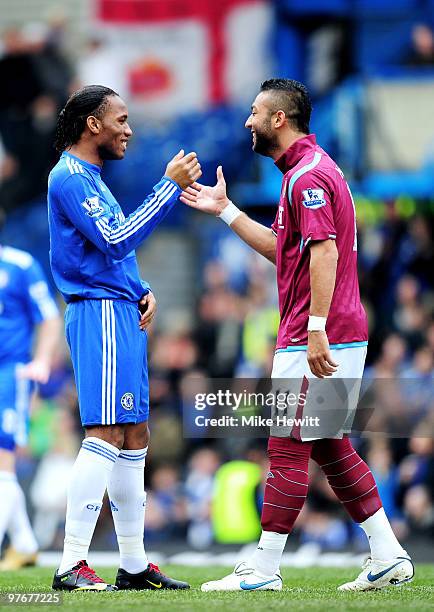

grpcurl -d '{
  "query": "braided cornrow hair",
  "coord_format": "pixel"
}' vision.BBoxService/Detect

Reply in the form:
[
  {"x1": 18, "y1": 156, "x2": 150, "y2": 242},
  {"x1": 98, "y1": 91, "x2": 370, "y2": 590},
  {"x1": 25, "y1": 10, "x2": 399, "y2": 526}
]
[{"x1": 54, "y1": 85, "x2": 118, "y2": 152}]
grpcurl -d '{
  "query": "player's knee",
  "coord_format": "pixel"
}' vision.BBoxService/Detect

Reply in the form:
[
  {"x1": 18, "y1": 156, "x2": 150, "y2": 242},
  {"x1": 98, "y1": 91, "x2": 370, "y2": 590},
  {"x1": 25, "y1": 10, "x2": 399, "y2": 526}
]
[
  {"x1": 123, "y1": 422, "x2": 149, "y2": 450},
  {"x1": 85, "y1": 425, "x2": 125, "y2": 449},
  {"x1": 267, "y1": 436, "x2": 313, "y2": 468}
]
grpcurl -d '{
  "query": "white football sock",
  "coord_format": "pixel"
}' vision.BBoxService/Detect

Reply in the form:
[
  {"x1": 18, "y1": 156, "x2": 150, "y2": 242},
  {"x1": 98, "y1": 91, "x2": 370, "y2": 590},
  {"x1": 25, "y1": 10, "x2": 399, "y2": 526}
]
[
  {"x1": 0, "y1": 472, "x2": 19, "y2": 545},
  {"x1": 7, "y1": 481, "x2": 38, "y2": 554},
  {"x1": 108, "y1": 447, "x2": 148, "y2": 574},
  {"x1": 360, "y1": 507, "x2": 406, "y2": 560},
  {"x1": 58, "y1": 437, "x2": 120, "y2": 574},
  {"x1": 250, "y1": 530, "x2": 288, "y2": 576}
]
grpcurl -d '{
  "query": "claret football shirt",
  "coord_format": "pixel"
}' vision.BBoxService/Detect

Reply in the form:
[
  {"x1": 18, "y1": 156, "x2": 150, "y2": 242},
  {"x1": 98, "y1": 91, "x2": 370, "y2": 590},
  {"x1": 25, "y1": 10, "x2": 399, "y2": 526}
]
[{"x1": 271, "y1": 134, "x2": 368, "y2": 350}]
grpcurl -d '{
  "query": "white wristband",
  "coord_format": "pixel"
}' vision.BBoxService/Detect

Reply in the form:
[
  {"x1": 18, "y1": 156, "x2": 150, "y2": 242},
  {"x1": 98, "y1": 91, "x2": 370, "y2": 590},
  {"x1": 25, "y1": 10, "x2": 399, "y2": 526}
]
[
  {"x1": 308, "y1": 315, "x2": 327, "y2": 332},
  {"x1": 218, "y1": 201, "x2": 241, "y2": 226}
]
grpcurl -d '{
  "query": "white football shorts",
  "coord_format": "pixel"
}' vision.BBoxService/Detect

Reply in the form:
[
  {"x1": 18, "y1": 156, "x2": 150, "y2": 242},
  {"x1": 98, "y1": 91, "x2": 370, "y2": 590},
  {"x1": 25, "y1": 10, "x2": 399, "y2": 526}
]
[{"x1": 270, "y1": 344, "x2": 367, "y2": 441}]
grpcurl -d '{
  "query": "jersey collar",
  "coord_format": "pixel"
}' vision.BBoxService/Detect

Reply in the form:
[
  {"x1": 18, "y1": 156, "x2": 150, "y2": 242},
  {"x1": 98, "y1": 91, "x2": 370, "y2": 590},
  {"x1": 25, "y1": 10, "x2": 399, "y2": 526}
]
[
  {"x1": 275, "y1": 134, "x2": 317, "y2": 173},
  {"x1": 62, "y1": 151, "x2": 102, "y2": 174}
]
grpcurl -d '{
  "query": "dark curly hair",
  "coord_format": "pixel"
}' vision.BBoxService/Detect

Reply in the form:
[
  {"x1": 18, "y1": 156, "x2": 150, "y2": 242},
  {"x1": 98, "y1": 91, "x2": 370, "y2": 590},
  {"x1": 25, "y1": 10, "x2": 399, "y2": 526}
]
[
  {"x1": 54, "y1": 85, "x2": 118, "y2": 152},
  {"x1": 260, "y1": 78, "x2": 312, "y2": 134}
]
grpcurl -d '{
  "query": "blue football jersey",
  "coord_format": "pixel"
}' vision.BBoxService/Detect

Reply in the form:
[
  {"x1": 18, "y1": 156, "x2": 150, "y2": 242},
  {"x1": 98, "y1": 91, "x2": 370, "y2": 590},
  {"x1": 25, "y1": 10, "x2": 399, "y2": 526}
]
[
  {"x1": 47, "y1": 152, "x2": 181, "y2": 303},
  {"x1": 0, "y1": 246, "x2": 59, "y2": 365}
]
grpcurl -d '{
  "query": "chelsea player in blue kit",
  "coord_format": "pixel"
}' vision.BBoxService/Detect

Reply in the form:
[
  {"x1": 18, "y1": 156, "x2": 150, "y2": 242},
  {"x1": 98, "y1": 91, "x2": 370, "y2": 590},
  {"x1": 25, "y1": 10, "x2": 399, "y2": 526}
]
[
  {"x1": 0, "y1": 224, "x2": 60, "y2": 570},
  {"x1": 48, "y1": 85, "x2": 201, "y2": 591}
]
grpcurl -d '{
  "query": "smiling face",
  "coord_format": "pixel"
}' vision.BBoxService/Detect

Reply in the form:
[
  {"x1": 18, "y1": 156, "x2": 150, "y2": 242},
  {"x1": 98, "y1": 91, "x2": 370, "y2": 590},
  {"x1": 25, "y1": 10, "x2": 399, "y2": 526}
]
[
  {"x1": 95, "y1": 95, "x2": 133, "y2": 161},
  {"x1": 244, "y1": 91, "x2": 280, "y2": 157}
]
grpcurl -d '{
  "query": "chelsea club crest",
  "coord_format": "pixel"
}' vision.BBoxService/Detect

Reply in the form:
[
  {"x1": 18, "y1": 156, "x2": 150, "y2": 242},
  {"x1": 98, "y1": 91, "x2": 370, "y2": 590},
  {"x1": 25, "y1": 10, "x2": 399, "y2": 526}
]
[{"x1": 121, "y1": 392, "x2": 134, "y2": 410}]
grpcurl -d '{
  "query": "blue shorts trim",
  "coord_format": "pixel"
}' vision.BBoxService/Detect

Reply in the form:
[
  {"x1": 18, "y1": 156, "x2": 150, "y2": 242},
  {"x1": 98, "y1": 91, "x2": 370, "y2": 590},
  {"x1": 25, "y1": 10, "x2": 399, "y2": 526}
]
[
  {"x1": 275, "y1": 340, "x2": 368, "y2": 354},
  {"x1": 65, "y1": 299, "x2": 149, "y2": 427}
]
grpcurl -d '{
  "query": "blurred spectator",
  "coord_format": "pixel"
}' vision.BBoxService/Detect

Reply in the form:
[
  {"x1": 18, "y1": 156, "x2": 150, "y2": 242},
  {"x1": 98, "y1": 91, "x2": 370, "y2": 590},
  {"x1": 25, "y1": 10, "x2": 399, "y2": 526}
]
[
  {"x1": 393, "y1": 275, "x2": 427, "y2": 350},
  {"x1": 401, "y1": 346, "x2": 434, "y2": 416},
  {"x1": 398, "y1": 437, "x2": 434, "y2": 539},
  {"x1": 184, "y1": 448, "x2": 221, "y2": 549},
  {"x1": 238, "y1": 281, "x2": 279, "y2": 376},
  {"x1": 30, "y1": 408, "x2": 77, "y2": 549},
  {"x1": 405, "y1": 216, "x2": 433, "y2": 290},
  {"x1": 365, "y1": 333, "x2": 408, "y2": 378},
  {"x1": 194, "y1": 261, "x2": 243, "y2": 377},
  {"x1": 367, "y1": 441, "x2": 399, "y2": 520},
  {"x1": 404, "y1": 485, "x2": 434, "y2": 537},
  {"x1": 0, "y1": 22, "x2": 73, "y2": 215},
  {"x1": 405, "y1": 24, "x2": 434, "y2": 67},
  {"x1": 299, "y1": 510, "x2": 348, "y2": 551},
  {"x1": 144, "y1": 464, "x2": 187, "y2": 543}
]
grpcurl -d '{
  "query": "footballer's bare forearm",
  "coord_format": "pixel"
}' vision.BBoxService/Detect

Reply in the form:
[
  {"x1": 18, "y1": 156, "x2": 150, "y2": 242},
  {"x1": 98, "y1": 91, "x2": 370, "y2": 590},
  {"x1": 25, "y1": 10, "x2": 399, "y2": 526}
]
[
  {"x1": 229, "y1": 213, "x2": 277, "y2": 264},
  {"x1": 309, "y1": 239, "x2": 338, "y2": 317},
  {"x1": 33, "y1": 317, "x2": 62, "y2": 366}
]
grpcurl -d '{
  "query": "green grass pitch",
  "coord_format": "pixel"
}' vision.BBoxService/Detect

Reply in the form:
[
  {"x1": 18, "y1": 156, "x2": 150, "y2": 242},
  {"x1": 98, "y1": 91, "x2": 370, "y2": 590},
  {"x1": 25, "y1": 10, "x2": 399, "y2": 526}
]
[{"x1": 0, "y1": 565, "x2": 433, "y2": 611}]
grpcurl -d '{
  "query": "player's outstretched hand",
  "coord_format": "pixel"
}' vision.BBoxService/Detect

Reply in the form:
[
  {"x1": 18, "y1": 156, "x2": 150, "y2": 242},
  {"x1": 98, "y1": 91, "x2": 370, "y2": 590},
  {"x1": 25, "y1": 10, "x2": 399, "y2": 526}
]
[
  {"x1": 138, "y1": 291, "x2": 157, "y2": 331},
  {"x1": 307, "y1": 331, "x2": 338, "y2": 378},
  {"x1": 18, "y1": 360, "x2": 50, "y2": 384},
  {"x1": 180, "y1": 166, "x2": 229, "y2": 216},
  {"x1": 165, "y1": 149, "x2": 202, "y2": 190}
]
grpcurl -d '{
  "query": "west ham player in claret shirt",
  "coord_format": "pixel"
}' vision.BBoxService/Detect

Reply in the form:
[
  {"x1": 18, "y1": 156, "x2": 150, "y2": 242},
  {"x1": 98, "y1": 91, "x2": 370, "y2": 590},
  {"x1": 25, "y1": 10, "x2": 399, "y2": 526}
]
[{"x1": 181, "y1": 79, "x2": 414, "y2": 593}]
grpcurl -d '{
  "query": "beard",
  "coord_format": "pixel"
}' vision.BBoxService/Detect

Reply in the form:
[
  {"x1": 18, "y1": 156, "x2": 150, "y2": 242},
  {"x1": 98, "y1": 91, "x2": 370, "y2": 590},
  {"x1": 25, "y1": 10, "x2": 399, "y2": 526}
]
[
  {"x1": 252, "y1": 126, "x2": 279, "y2": 157},
  {"x1": 98, "y1": 142, "x2": 124, "y2": 161}
]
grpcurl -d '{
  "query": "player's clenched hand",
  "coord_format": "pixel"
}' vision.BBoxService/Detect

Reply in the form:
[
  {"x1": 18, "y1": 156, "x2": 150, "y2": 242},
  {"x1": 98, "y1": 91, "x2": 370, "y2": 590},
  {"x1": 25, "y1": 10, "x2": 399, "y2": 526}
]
[
  {"x1": 18, "y1": 360, "x2": 50, "y2": 384},
  {"x1": 307, "y1": 331, "x2": 338, "y2": 378},
  {"x1": 139, "y1": 291, "x2": 156, "y2": 331},
  {"x1": 180, "y1": 165, "x2": 229, "y2": 215},
  {"x1": 165, "y1": 149, "x2": 202, "y2": 190}
]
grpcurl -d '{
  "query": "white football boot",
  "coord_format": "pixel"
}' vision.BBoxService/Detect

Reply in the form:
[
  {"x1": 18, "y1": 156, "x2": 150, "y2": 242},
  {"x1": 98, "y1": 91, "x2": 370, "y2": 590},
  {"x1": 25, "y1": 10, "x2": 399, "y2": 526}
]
[
  {"x1": 201, "y1": 561, "x2": 283, "y2": 592},
  {"x1": 338, "y1": 554, "x2": 414, "y2": 591}
]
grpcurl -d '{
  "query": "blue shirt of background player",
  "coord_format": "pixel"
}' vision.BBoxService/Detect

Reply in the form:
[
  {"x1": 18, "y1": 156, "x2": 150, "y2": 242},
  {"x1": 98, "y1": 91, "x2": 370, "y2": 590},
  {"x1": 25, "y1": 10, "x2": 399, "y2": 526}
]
[
  {"x1": 48, "y1": 151, "x2": 181, "y2": 303},
  {"x1": 0, "y1": 246, "x2": 59, "y2": 365}
]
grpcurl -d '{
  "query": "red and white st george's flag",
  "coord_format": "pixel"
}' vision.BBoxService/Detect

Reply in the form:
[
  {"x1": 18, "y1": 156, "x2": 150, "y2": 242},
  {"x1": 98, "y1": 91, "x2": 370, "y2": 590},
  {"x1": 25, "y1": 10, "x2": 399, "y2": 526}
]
[{"x1": 86, "y1": 0, "x2": 273, "y2": 117}]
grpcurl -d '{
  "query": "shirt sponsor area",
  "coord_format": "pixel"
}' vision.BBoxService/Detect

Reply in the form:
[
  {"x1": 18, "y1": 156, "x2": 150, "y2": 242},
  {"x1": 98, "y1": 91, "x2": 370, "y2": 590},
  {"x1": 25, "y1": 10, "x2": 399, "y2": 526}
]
[{"x1": 181, "y1": 378, "x2": 434, "y2": 439}]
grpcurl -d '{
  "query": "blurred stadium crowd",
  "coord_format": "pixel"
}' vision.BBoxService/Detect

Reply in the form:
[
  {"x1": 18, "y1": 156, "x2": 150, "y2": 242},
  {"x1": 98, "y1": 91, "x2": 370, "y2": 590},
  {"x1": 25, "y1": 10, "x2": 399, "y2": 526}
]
[{"x1": 0, "y1": 0, "x2": 433, "y2": 557}]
